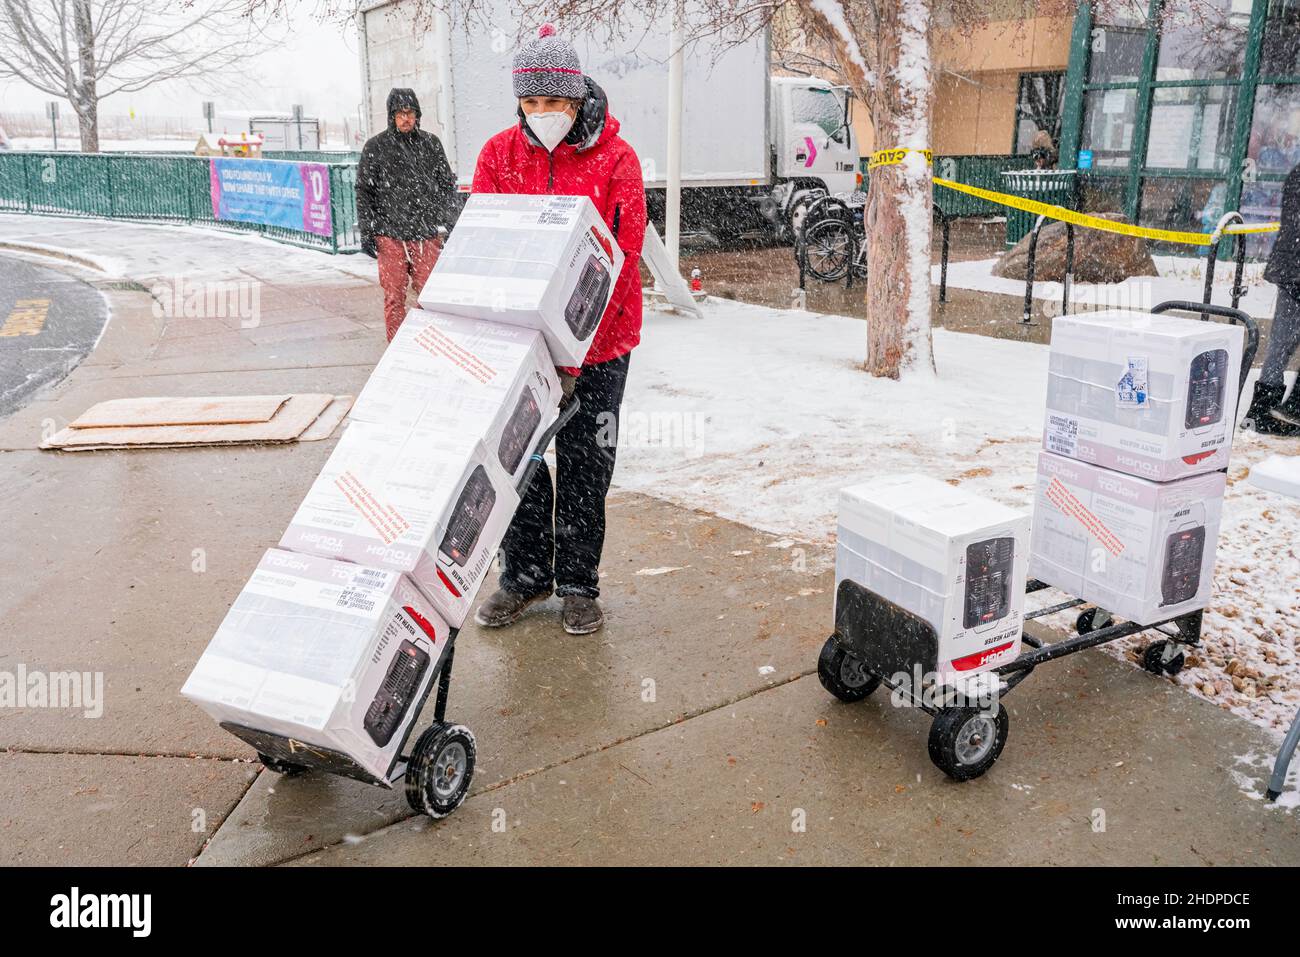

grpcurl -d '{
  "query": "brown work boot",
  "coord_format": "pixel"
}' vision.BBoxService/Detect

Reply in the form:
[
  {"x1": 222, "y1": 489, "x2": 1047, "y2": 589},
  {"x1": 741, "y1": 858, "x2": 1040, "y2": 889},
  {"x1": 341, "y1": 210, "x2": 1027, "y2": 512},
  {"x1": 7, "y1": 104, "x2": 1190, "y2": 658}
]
[
  {"x1": 473, "y1": 587, "x2": 552, "y2": 628},
  {"x1": 561, "y1": 595, "x2": 605, "y2": 635}
]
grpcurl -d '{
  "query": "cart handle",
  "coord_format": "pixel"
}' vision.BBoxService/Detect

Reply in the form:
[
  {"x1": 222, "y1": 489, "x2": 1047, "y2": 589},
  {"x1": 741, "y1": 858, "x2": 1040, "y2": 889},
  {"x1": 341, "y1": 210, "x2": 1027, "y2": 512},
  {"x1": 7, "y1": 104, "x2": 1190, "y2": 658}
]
[
  {"x1": 1151, "y1": 299, "x2": 1259, "y2": 394},
  {"x1": 515, "y1": 395, "x2": 580, "y2": 497}
]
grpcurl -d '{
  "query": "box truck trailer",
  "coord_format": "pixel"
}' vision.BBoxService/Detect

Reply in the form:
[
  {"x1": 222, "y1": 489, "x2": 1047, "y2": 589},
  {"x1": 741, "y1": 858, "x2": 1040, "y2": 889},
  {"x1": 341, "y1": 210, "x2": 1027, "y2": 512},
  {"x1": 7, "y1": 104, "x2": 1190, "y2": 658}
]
[{"x1": 357, "y1": 0, "x2": 861, "y2": 239}]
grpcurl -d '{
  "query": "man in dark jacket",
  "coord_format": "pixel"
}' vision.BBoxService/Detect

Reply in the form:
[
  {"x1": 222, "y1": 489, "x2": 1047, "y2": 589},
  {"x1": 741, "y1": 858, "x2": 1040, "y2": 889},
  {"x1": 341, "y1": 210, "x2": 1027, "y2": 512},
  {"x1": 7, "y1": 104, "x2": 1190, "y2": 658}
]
[
  {"x1": 1244, "y1": 161, "x2": 1300, "y2": 434},
  {"x1": 356, "y1": 88, "x2": 459, "y2": 340}
]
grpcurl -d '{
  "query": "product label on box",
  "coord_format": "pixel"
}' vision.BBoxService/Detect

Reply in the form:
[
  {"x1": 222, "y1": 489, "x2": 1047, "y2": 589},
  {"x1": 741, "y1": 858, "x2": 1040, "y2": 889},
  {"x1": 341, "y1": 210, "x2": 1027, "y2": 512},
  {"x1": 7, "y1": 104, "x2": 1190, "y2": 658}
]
[
  {"x1": 1045, "y1": 413, "x2": 1079, "y2": 457},
  {"x1": 1116, "y1": 357, "x2": 1149, "y2": 407},
  {"x1": 1046, "y1": 477, "x2": 1125, "y2": 556}
]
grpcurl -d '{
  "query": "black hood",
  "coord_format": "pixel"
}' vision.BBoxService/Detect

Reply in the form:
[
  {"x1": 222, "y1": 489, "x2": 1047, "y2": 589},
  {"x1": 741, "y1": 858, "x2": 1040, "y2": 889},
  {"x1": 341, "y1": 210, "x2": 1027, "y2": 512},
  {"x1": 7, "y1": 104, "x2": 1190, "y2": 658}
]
[
  {"x1": 517, "y1": 76, "x2": 608, "y2": 152},
  {"x1": 387, "y1": 88, "x2": 422, "y2": 131}
]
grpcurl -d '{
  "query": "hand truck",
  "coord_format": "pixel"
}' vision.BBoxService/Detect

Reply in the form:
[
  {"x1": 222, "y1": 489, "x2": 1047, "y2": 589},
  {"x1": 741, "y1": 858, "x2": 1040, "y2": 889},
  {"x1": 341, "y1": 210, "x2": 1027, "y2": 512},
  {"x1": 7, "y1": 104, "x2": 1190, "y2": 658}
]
[
  {"x1": 817, "y1": 300, "x2": 1259, "y2": 782},
  {"x1": 233, "y1": 396, "x2": 580, "y2": 818}
]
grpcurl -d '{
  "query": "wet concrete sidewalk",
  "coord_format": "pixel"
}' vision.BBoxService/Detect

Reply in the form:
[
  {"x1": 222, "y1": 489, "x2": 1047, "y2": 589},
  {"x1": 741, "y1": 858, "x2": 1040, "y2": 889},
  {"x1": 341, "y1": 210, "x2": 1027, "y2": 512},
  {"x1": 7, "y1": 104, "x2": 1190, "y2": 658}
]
[{"x1": 0, "y1": 217, "x2": 1295, "y2": 866}]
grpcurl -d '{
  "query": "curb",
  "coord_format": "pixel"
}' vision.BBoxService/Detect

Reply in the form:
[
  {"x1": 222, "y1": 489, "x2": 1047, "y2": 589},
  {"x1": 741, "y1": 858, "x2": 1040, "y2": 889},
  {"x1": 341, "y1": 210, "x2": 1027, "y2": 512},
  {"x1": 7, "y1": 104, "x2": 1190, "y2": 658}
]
[{"x1": 0, "y1": 240, "x2": 113, "y2": 275}]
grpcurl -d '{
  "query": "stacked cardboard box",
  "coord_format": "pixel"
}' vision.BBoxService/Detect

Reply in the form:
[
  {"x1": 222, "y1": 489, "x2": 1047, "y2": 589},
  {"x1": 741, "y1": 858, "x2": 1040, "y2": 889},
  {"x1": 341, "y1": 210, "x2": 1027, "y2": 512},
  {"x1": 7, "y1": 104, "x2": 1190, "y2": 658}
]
[
  {"x1": 835, "y1": 475, "x2": 1031, "y2": 683},
  {"x1": 184, "y1": 194, "x2": 620, "y2": 778},
  {"x1": 1030, "y1": 310, "x2": 1245, "y2": 624}
]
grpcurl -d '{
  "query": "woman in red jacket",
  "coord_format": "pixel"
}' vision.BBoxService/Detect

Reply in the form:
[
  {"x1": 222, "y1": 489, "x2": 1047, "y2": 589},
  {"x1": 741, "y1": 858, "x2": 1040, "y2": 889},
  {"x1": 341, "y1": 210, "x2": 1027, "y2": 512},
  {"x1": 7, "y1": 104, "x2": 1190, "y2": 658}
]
[{"x1": 472, "y1": 24, "x2": 647, "y2": 636}]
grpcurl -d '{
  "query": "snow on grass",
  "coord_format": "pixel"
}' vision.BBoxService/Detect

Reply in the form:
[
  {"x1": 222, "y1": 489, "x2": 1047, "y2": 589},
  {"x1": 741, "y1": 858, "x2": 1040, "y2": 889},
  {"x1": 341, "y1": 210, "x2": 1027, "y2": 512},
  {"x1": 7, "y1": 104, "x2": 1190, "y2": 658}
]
[
  {"x1": 622, "y1": 297, "x2": 1300, "y2": 736},
  {"x1": 933, "y1": 254, "x2": 1280, "y2": 318}
]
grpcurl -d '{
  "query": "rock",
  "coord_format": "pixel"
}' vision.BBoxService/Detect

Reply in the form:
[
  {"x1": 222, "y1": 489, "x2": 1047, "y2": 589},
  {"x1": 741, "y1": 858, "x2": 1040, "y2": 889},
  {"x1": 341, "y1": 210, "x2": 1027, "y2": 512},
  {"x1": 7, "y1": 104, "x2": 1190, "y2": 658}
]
[
  {"x1": 993, "y1": 213, "x2": 1160, "y2": 284},
  {"x1": 1226, "y1": 658, "x2": 1240, "y2": 675}
]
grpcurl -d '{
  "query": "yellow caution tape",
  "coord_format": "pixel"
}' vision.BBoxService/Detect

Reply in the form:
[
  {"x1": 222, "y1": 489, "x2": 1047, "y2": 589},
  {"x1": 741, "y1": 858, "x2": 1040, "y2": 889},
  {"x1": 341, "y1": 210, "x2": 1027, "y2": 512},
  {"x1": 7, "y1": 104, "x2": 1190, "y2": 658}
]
[
  {"x1": 932, "y1": 176, "x2": 1278, "y2": 246},
  {"x1": 868, "y1": 148, "x2": 932, "y2": 170}
]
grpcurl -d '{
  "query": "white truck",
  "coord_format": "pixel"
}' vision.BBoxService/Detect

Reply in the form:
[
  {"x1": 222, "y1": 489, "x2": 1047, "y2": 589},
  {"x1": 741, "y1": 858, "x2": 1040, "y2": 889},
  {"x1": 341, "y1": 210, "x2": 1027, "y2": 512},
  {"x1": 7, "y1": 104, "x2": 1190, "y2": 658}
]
[{"x1": 357, "y1": 0, "x2": 861, "y2": 239}]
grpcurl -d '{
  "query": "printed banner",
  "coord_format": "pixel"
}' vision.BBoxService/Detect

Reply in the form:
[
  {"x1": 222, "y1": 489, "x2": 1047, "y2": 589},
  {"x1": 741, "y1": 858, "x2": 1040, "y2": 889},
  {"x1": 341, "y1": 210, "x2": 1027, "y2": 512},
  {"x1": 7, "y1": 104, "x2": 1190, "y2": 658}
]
[{"x1": 209, "y1": 158, "x2": 333, "y2": 237}]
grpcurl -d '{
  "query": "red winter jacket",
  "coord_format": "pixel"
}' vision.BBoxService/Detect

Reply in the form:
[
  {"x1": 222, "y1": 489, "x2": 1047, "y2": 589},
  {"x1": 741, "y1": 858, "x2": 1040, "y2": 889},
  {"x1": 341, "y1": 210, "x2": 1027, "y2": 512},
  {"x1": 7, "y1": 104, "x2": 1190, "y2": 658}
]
[{"x1": 471, "y1": 86, "x2": 647, "y2": 367}]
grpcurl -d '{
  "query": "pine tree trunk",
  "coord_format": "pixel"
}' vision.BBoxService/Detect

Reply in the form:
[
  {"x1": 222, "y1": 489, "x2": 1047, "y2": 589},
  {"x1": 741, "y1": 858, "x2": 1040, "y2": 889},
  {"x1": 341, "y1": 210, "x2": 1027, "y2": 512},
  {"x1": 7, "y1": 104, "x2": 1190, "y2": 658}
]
[
  {"x1": 73, "y1": 0, "x2": 99, "y2": 153},
  {"x1": 864, "y1": 0, "x2": 935, "y2": 378}
]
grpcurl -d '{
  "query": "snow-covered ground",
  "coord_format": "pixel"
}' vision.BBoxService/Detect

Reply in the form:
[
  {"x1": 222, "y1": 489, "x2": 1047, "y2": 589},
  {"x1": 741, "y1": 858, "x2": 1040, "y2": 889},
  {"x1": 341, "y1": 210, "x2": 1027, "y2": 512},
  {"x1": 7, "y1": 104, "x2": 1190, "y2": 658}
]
[
  {"x1": 622, "y1": 299, "x2": 1300, "y2": 738},
  {"x1": 4, "y1": 212, "x2": 1295, "y2": 750},
  {"x1": 934, "y1": 254, "x2": 1280, "y2": 318}
]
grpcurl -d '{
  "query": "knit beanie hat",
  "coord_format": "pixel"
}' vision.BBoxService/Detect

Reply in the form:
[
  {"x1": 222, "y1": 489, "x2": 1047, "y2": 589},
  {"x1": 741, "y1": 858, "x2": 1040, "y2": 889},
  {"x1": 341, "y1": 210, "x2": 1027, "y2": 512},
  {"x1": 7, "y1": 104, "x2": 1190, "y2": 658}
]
[{"x1": 512, "y1": 24, "x2": 585, "y2": 99}]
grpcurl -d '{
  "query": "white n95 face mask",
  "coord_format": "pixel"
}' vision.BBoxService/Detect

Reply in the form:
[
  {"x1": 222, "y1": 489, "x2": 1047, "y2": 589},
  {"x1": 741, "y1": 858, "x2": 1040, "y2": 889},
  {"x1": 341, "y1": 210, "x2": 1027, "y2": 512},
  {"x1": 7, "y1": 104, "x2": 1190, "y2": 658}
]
[{"x1": 526, "y1": 110, "x2": 574, "y2": 152}]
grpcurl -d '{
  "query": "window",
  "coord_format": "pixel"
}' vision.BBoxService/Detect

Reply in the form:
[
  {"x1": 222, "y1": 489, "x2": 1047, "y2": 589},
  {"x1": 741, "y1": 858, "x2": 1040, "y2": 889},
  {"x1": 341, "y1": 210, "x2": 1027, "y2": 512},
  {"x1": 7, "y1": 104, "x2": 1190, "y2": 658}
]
[
  {"x1": 1155, "y1": 0, "x2": 1251, "y2": 81},
  {"x1": 1082, "y1": 88, "x2": 1140, "y2": 166},
  {"x1": 1146, "y1": 85, "x2": 1238, "y2": 171},
  {"x1": 1089, "y1": 0, "x2": 1150, "y2": 83},
  {"x1": 1013, "y1": 73, "x2": 1067, "y2": 154},
  {"x1": 790, "y1": 86, "x2": 846, "y2": 141},
  {"x1": 1248, "y1": 83, "x2": 1300, "y2": 175},
  {"x1": 1140, "y1": 175, "x2": 1226, "y2": 235}
]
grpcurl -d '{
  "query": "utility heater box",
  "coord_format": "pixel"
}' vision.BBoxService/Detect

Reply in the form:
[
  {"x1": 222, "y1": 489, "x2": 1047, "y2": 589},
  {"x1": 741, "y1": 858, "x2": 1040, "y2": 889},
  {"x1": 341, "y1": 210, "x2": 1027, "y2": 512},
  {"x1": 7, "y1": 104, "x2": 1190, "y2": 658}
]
[
  {"x1": 181, "y1": 549, "x2": 451, "y2": 782},
  {"x1": 279, "y1": 421, "x2": 518, "y2": 627},
  {"x1": 1029, "y1": 451, "x2": 1225, "y2": 625},
  {"x1": 417, "y1": 193, "x2": 624, "y2": 366},
  {"x1": 1043, "y1": 310, "x2": 1243, "y2": 481},
  {"x1": 351, "y1": 309, "x2": 561, "y2": 484},
  {"x1": 835, "y1": 475, "x2": 1030, "y2": 679}
]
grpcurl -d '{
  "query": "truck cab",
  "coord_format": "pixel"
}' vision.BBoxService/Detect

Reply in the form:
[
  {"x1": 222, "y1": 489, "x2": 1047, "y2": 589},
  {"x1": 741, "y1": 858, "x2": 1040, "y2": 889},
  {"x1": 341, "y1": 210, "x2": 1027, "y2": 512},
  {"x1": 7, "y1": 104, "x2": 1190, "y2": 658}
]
[{"x1": 770, "y1": 76, "x2": 860, "y2": 196}]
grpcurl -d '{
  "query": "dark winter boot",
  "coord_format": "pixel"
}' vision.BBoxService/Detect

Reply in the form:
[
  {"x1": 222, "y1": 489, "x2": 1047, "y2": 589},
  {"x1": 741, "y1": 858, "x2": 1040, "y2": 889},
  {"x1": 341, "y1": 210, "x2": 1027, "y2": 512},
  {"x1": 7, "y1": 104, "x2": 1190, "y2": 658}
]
[
  {"x1": 1242, "y1": 382, "x2": 1300, "y2": 435},
  {"x1": 561, "y1": 596, "x2": 604, "y2": 635},
  {"x1": 473, "y1": 586, "x2": 552, "y2": 628},
  {"x1": 1271, "y1": 382, "x2": 1300, "y2": 430}
]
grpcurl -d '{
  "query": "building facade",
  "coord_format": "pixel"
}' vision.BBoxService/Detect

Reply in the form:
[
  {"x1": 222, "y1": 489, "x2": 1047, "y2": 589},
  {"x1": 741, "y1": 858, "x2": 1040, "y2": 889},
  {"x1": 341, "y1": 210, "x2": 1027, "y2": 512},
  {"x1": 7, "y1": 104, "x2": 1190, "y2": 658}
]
[{"x1": 1059, "y1": 0, "x2": 1300, "y2": 238}]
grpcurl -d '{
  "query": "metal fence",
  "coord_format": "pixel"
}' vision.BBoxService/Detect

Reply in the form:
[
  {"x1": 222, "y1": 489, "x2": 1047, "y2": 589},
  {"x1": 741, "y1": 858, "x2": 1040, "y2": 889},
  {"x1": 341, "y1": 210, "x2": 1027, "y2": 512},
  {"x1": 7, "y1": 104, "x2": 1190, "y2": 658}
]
[{"x1": 0, "y1": 151, "x2": 360, "y2": 253}]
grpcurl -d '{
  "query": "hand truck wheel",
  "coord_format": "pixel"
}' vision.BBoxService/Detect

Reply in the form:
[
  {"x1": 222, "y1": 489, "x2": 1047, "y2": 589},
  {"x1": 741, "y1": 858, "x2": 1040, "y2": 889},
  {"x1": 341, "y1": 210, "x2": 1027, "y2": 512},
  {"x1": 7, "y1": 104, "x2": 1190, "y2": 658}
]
[
  {"x1": 405, "y1": 722, "x2": 476, "y2": 818},
  {"x1": 817, "y1": 635, "x2": 881, "y2": 702},
  {"x1": 257, "y1": 752, "x2": 308, "y2": 776},
  {"x1": 928, "y1": 705, "x2": 1009, "y2": 782},
  {"x1": 1141, "y1": 639, "x2": 1185, "y2": 676},
  {"x1": 1076, "y1": 607, "x2": 1112, "y2": 635}
]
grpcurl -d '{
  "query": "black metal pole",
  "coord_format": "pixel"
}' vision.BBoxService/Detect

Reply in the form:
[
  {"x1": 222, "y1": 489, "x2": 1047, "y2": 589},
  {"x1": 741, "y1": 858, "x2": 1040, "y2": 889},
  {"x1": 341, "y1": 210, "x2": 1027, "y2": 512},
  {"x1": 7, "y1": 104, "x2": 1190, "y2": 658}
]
[
  {"x1": 1062, "y1": 222, "x2": 1075, "y2": 317},
  {"x1": 1232, "y1": 232, "x2": 1248, "y2": 311},
  {"x1": 1021, "y1": 215, "x2": 1045, "y2": 325},
  {"x1": 940, "y1": 215, "x2": 950, "y2": 304}
]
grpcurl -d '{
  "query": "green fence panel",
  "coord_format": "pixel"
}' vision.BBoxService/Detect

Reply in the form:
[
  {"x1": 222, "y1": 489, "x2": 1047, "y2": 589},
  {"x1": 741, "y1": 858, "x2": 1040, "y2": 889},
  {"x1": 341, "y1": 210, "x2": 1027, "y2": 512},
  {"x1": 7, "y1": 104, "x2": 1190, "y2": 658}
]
[
  {"x1": 0, "y1": 151, "x2": 360, "y2": 254},
  {"x1": 24, "y1": 153, "x2": 113, "y2": 217},
  {"x1": 0, "y1": 153, "x2": 28, "y2": 212},
  {"x1": 106, "y1": 155, "x2": 193, "y2": 220}
]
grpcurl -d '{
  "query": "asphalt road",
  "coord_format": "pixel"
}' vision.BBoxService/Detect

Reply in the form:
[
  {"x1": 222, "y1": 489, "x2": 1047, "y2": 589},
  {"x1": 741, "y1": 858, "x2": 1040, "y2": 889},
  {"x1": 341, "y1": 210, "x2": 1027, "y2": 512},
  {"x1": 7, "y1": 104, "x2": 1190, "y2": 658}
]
[{"x1": 0, "y1": 253, "x2": 109, "y2": 419}]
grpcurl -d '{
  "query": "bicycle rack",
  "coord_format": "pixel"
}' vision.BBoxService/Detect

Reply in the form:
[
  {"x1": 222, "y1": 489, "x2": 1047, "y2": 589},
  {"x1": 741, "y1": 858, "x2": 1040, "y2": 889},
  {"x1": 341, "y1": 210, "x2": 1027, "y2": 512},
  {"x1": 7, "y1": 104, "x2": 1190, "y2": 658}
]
[{"x1": 1020, "y1": 214, "x2": 1076, "y2": 325}]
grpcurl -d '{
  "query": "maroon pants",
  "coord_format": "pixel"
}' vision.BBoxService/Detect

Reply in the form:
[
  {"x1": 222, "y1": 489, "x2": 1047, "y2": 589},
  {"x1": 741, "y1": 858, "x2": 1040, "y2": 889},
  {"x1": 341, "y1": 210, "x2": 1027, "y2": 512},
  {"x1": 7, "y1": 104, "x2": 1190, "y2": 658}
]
[{"x1": 376, "y1": 235, "x2": 442, "y2": 341}]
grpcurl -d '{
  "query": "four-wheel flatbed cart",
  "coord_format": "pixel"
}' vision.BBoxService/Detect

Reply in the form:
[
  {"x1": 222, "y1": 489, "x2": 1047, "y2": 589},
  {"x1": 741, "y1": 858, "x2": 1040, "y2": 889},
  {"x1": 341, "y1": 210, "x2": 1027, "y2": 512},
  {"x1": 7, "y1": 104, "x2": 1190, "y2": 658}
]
[
  {"x1": 818, "y1": 301, "x2": 1261, "y2": 782},
  {"x1": 230, "y1": 397, "x2": 580, "y2": 819}
]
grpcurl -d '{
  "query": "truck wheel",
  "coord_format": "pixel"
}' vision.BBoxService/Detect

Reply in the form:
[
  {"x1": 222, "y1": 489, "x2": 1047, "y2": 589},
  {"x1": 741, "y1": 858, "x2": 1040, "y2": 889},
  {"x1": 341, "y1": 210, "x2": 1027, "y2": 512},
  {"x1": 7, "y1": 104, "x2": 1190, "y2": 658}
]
[
  {"x1": 405, "y1": 722, "x2": 476, "y2": 818},
  {"x1": 928, "y1": 705, "x2": 1009, "y2": 782},
  {"x1": 817, "y1": 636, "x2": 881, "y2": 702}
]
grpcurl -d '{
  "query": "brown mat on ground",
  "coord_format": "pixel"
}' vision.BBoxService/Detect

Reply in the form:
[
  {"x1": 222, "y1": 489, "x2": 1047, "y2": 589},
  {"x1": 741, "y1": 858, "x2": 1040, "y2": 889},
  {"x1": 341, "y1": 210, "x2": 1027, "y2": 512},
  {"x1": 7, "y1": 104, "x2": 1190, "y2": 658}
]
[
  {"x1": 42, "y1": 393, "x2": 346, "y2": 450},
  {"x1": 69, "y1": 394, "x2": 291, "y2": 429}
]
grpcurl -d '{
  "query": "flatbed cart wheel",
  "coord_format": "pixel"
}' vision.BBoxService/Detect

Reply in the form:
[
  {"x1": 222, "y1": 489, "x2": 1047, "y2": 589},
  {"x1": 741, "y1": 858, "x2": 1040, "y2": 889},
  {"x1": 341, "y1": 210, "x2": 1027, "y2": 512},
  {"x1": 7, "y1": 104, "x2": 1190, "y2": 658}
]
[
  {"x1": 1141, "y1": 640, "x2": 1185, "y2": 676},
  {"x1": 928, "y1": 705, "x2": 1010, "y2": 782},
  {"x1": 258, "y1": 752, "x2": 308, "y2": 776},
  {"x1": 817, "y1": 636, "x2": 881, "y2": 702},
  {"x1": 1076, "y1": 607, "x2": 1112, "y2": 635},
  {"x1": 405, "y1": 722, "x2": 477, "y2": 818}
]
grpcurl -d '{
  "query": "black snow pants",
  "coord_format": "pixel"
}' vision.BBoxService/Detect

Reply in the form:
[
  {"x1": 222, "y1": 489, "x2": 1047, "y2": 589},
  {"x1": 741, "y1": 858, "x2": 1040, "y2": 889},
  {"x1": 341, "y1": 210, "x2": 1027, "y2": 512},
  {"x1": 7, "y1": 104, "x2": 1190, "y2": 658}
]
[{"x1": 498, "y1": 352, "x2": 632, "y2": 599}]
